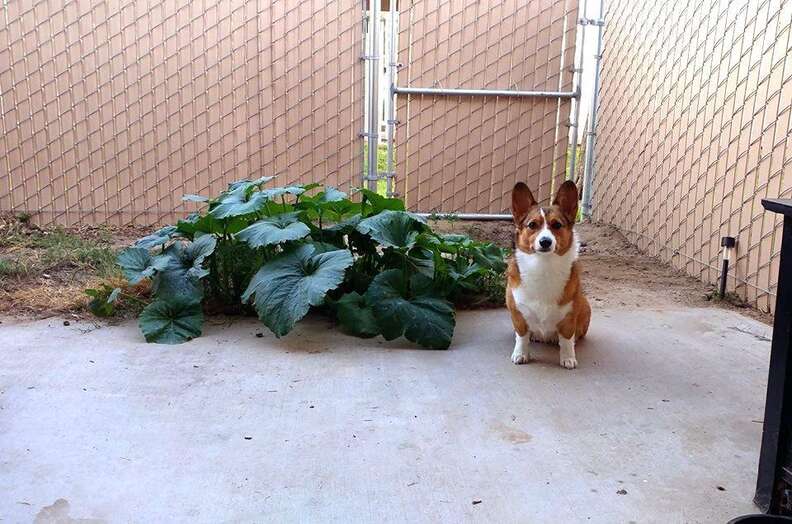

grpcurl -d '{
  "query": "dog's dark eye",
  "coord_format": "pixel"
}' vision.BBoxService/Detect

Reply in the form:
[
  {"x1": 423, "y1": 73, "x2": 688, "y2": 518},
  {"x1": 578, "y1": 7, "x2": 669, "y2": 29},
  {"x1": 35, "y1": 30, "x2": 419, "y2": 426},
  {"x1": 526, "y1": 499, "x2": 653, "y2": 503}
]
[
  {"x1": 527, "y1": 221, "x2": 538, "y2": 230},
  {"x1": 551, "y1": 221, "x2": 563, "y2": 230}
]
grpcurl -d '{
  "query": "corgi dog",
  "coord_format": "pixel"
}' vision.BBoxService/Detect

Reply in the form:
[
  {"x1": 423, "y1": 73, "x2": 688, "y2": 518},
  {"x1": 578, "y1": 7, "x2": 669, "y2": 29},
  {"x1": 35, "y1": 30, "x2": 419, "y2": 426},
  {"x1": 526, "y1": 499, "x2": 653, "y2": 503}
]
[{"x1": 506, "y1": 181, "x2": 591, "y2": 369}]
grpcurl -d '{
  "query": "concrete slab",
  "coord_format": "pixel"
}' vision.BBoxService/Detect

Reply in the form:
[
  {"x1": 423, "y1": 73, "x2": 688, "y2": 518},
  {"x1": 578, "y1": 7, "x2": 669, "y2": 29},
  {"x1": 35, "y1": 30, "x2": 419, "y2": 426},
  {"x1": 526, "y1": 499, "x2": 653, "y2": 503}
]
[{"x1": 0, "y1": 307, "x2": 771, "y2": 523}]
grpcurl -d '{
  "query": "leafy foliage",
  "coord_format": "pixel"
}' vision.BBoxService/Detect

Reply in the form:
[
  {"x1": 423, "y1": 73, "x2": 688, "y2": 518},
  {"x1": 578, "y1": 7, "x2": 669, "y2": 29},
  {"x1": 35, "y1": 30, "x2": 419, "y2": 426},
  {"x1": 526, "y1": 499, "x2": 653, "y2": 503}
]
[
  {"x1": 117, "y1": 248, "x2": 170, "y2": 284},
  {"x1": 334, "y1": 291, "x2": 380, "y2": 338},
  {"x1": 85, "y1": 284, "x2": 121, "y2": 317},
  {"x1": 134, "y1": 226, "x2": 178, "y2": 249},
  {"x1": 356, "y1": 210, "x2": 424, "y2": 249},
  {"x1": 365, "y1": 270, "x2": 455, "y2": 349},
  {"x1": 99, "y1": 178, "x2": 506, "y2": 348},
  {"x1": 139, "y1": 297, "x2": 203, "y2": 344},
  {"x1": 237, "y1": 213, "x2": 311, "y2": 248},
  {"x1": 242, "y1": 244, "x2": 353, "y2": 336}
]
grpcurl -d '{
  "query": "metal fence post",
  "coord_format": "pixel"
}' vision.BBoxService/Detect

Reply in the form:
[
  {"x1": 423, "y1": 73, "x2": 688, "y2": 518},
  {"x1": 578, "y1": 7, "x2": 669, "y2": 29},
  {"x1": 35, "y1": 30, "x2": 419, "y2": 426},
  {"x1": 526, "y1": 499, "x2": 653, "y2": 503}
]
[
  {"x1": 360, "y1": 0, "x2": 369, "y2": 190},
  {"x1": 365, "y1": 0, "x2": 381, "y2": 192},
  {"x1": 580, "y1": 0, "x2": 603, "y2": 218},
  {"x1": 566, "y1": 0, "x2": 587, "y2": 183},
  {"x1": 385, "y1": 0, "x2": 398, "y2": 197}
]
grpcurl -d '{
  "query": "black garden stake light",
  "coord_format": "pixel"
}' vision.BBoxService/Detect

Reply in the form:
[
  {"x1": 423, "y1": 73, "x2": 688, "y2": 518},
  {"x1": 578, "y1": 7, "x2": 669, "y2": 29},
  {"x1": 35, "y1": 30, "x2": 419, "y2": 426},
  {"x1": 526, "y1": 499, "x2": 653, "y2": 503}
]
[{"x1": 720, "y1": 236, "x2": 737, "y2": 298}]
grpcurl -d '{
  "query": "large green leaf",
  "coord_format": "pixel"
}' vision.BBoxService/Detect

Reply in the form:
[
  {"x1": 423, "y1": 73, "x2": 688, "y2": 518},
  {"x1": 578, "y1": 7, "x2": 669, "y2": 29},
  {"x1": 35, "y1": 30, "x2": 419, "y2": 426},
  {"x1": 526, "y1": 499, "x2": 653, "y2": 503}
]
[
  {"x1": 175, "y1": 212, "x2": 201, "y2": 237},
  {"x1": 138, "y1": 297, "x2": 203, "y2": 344},
  {"x1": 357, "y1": 188, "x2": 405, "y2": 215},
  {"x1": 242, "y1": 244, "x2": 353, "y2": 337},
  {"x1": 210, "y1": 186, "x2": 270, "y2": 219},
  {"x1": 471, "y1": 243, "x2": 507, "y2": 272},
  {"x1": 159, "y1": 236, "x2": 217, "y2": 278},
  {"x1": 325, "y1": 214, "x2": 362, "y2": 234},
  {"x1": 176, "y1": 213, "x2": 247, "y2": 237},
  {"x1": 310, "y1": 240, "x2": 348, "y2": 254},
  {"x1": 323, "y1": 199, "x2": 361, "y2": 221},
  {"x1": 299, "y1": 187, "x2": 357, "y2": 221},
  {"x1": 134, "y1": 226, "x2": 177, "y2": 249},
  {"x1": 317, "y1": 186, "x2": 347, "y2": 203},
  {"x1": 182, "y1": 235, "x2": 217, "y2": 279},
  {"x1": 356, "y1": 210, "x2": 426, "y2": 249},
  {"x1": 117, "y1": 247, "x2": 170, "y2": 284},
  {"x1": 150, "y1": 236, "x2": 216, "y2": 302},
  {"x1": 208, "y1": 176, "x2": 277, "y2": 219},
  {"x1": 261, "y1": 186, "x2": 307, "y2": 200},
  {"x1": 335, "y1": 292, "x2": 380, "y2": 338},
  {"x1": 380, "y1": 247, "x2": 435, "y2": 279},
  {"x1": 227, "y1": 175, "x2": 276, "y2": 192},
  {"x1": 365, "y1": 269, "x2": 455, "y2": 349},
  {"x1": 237, "y1": 213, "x2": 310, "y2": 248},
  {"x1": 152, "y1": 269, "x2": 203, "y2": 303},
  {"x1": 407, "y1": 251, "x2": 436, "y2": 278},
  {"x1": 434, "y1": 233, "x2": 470, "y2": 254},
  {"x1": 448, "y1": 260, "x2": 487, "y2": 291}
]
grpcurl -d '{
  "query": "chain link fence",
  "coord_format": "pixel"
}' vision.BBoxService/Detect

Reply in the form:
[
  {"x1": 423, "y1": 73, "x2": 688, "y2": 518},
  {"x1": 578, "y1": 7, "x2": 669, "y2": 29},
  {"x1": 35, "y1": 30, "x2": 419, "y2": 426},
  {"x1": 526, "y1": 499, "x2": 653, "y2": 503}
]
[
  {"x1": 0, "y1": 0, "x2": 363, "y2": 225},
  {"x1": 0, "y1": 0, "x2": 578, "y2": 224},
  {"x1": 593, "y1": 0, "x2": 792, "y2": 314}
]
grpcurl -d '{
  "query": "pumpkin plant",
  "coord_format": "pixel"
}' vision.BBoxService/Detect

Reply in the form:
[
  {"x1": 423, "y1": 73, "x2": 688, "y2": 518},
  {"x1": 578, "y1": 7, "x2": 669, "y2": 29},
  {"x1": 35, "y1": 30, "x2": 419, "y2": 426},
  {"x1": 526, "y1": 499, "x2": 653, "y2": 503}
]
[{"x1": 96, "y1": 178, "x2": 506, "y2": 349}]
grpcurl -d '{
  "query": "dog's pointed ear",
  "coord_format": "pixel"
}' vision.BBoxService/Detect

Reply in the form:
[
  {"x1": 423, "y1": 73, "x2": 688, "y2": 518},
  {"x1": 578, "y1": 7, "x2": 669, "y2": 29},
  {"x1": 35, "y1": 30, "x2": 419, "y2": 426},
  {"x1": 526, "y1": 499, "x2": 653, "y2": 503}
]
[
  {"x1": 553, "y1": 180, "x2": 579, "y2": 223},
  {"x1": 512, "y1": 182, "x2": 536, "y2": 225}
]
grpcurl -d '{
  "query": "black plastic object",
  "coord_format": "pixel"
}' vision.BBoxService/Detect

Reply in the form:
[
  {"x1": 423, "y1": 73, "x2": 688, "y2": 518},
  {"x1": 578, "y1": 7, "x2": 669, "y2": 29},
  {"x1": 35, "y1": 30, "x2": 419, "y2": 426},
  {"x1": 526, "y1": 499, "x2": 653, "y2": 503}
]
[
  {"x1": 719, "y1": 236, "x2": 737, "y2": 297},
  {"x1": 728, "y1": 515, "x2": 792, "y2": 523},
  {"x1": 754, "y1": 199, "x2": 792, "y2": 513}
]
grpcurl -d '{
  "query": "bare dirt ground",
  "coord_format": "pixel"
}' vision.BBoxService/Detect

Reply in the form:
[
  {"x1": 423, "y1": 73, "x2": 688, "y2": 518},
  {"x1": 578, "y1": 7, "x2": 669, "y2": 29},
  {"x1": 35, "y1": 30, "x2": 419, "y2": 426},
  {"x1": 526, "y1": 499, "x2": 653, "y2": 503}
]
[
  {"x1": 0, "y1": 214, "x2": 772, "y2": 325},
  {"x1": 0, "y1": 213, "x2": 148, "y2": 318},
  {"x1": 432, "y1": 219, "x2": 773, "y2": 325}
]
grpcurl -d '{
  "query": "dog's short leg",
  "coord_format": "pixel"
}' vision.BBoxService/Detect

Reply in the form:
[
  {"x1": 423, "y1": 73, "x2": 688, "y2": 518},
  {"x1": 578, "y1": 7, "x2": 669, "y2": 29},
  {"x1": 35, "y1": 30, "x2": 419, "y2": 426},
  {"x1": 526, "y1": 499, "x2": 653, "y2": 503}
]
[
  {"x1": 559, "y1": 335, "x2": 577, "y2": 369},
  {"x1": 511, "y1": 332, "x2": 532, "y2": 364},
  {"x1": 507, "y1": 289, "x2": 532, "y2": 365}
]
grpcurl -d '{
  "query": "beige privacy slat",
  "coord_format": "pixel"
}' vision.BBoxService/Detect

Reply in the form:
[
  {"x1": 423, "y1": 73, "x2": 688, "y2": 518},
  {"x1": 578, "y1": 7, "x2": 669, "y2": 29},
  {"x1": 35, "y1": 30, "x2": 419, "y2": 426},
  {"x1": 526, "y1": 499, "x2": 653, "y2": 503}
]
[
  {"x1": 0, "y1": 0, "x2": 363, "y2": 225},
  {"x1": 593, "y1": 0, "x2": 792, "y2": 314}
]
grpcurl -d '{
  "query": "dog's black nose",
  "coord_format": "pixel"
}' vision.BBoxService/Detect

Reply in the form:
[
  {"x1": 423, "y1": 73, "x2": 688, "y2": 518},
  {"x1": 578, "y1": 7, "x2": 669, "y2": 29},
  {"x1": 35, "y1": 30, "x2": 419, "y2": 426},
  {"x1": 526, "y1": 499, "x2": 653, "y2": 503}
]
[{"x1": 539, "y1": 238, "x2": 552, "y2": 249}]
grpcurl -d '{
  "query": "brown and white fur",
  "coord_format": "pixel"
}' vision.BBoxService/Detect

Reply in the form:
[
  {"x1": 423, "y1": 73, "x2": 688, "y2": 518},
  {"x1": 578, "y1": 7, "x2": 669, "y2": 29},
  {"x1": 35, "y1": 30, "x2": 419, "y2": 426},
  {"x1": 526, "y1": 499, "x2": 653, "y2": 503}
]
[{"x1": 506, "y1": 181, "x2": 591, "y2": 369}]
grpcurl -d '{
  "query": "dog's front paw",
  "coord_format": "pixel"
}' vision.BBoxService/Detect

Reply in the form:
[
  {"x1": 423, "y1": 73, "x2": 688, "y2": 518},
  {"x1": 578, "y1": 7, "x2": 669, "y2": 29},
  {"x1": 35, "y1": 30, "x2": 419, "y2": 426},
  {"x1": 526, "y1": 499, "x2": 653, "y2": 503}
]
[
  {"x1": 511, "y1": 349, "x2": 532, "y2": 365},
  {"x1": 560, "y1": 356, "x2": 577, "y2": 369},
  {"x1": 558, "y1": 336, "x2": 577, "y2": 369}
]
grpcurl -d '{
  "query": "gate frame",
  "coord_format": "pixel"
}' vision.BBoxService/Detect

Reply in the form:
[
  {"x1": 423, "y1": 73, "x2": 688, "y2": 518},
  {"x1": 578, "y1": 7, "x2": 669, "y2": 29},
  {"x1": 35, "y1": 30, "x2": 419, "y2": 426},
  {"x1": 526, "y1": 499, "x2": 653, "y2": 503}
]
[{"x1": 361, "y1": 0, "x2": 603, "y2": 220}]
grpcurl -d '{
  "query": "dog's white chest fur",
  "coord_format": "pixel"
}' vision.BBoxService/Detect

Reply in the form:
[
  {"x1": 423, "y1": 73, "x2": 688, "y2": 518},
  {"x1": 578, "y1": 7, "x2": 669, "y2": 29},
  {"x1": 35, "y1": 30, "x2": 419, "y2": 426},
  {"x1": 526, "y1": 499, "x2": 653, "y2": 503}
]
[{"x1": 512, "y1": 238, "x2": 578, "y2": 341}]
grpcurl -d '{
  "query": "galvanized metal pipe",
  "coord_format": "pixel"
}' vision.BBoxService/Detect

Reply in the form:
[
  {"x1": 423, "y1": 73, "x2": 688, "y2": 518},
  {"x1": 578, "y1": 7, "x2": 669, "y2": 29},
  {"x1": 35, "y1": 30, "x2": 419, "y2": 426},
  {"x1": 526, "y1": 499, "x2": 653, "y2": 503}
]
[
  {"x1": 393, "y1": 86, "x2": 577, "y2": 99},
  {"x1": 385, "y1": 0, "x2": 397, "y2": 197},
  {"x1": 566, "y1": 0, "x2": 587, "y2": 182},
  {"x1": 359, "y1": 0, "x2": 368, "y2": 187},
  {"x1": 365, "y1": 0, "x2": 380, "y2": 191},
  {"x1": 581, "y1": 1, "x2": 604, "y2": 218},
  {"x1": 416, "y1": 212, "x2": 513, "y2": 221}
]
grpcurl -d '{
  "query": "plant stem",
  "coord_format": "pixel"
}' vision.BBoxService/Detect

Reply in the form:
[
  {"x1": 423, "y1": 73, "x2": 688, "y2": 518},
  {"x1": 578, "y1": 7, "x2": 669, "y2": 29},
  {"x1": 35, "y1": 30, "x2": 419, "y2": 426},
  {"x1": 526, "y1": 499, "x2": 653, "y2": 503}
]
[
  {"x1": 401, "y1": 249, "x2": 410, "y2": 295},
  {"x1": 120, "y1": 292, "x2": 147, "y2": 306}
]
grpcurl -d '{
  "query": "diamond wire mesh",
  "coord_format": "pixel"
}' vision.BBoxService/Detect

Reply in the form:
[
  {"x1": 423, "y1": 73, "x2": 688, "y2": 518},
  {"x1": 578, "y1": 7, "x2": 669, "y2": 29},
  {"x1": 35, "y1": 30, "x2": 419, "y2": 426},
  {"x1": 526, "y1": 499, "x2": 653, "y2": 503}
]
[
  {"x1": 593, "y1": 0, "x2": 792, "y2": 313},
  {"x1": 394, "y1": 0, "x2": 578, "y2": 214},
  {"x1": 0, "y1": 0, "x2": 363, "y2": 226}
]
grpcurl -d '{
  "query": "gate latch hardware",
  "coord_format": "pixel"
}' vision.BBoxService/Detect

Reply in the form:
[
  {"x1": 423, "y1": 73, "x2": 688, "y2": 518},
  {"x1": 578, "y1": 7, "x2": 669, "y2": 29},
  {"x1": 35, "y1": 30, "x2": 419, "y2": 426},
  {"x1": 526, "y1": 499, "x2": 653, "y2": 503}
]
[{"x1": 579, "y1": 17, "x2": 605, "y2": 26}]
